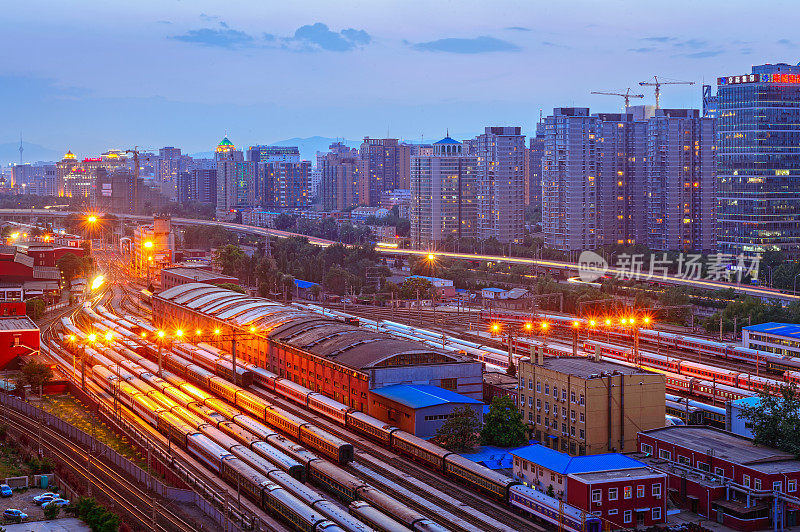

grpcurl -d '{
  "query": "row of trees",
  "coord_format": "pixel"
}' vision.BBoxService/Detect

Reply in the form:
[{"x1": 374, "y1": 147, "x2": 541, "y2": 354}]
[{"x1": 433, "y1": 396, "x2": 527, "y2": 453}]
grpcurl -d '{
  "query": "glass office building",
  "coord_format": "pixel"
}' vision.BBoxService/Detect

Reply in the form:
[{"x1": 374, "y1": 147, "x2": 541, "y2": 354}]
[{"x1": 717, "y1": 63, "x2": 800, "y2": 259}]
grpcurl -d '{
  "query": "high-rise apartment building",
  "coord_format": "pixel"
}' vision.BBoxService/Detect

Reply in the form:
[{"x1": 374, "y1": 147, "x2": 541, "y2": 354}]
[
  {"x1": 542, "y1": 109, "x2": 598, "y2": 251},
  {"x1": 410, "y1": 136, "x2": 477, "y2": 247},
  {"x1": 646, "y1": 109, "x2": 716, "y2": 253},
  {"x1": 178, "y1": 168, "x2": 217, "y2": 207},
  {"x1": 247, "y1": 145, "x2": 300, "y2": 164},
  {"x1": 359, "y1": 138, "x2": 411, "y2": 206},
  {"x1": 471, "y1": 127, "x2": 526, "y2": 243},
  {"x1": 527, "y1": 122, "x2": 545, "y2": 209},
  {"x1": 716, "y1": 63, "x2": 800, "y2": 259},
  {"x1": 542, "y1": 107, "x2": 715, "y2": 253},
  {"x1": 319, "y1": 142, "x2": 360, "y2": 211},
  {"x1": 55, "y1": 150, "x2": 78, "y2": 197},
  {"x1": 215, "y1": 137, "x2": 256, "y2": 219},
  {"x1": 260, "y1": 161, "x2": 311, "y2": 208}
]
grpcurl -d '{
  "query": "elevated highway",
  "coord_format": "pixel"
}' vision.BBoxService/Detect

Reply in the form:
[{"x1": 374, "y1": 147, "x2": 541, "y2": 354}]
[{"x1": 2, "y1": 208, "x2": 797, "y2": 303}]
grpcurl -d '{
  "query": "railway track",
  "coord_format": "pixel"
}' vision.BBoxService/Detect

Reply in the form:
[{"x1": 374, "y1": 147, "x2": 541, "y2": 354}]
[
  {"x1": 112, "y1": 282, "x2": 541, "y2": 531},
  {"x1": 249, "y1": 384, "x2": 540, "y2": 532},
  {"x1": 2, "y1": 397, "x2": 194, "y2": 532}
]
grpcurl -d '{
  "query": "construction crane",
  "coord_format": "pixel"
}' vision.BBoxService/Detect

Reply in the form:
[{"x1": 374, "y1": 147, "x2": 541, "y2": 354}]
[
  {"x1": 639, "y1": 76, "x2": 695, "y2": 109},
  {"x1": 590, "y1": 89, "x2": 644, "y2": 111}
]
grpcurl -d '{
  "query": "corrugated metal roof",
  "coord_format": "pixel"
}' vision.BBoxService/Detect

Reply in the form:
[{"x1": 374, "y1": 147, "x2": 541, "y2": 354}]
[
  {"x1": 509, "y1": 444, "x2": 643, "y2": 474},
  {"x1": 743, "y1": 322, "x2": 800, "y2": 340},
  {"x1": 0, "y1": 316, "x2": 39, "y2": 332},
  {"x1": 371, "y1": 384, "x2": 481, "y2": 409}
]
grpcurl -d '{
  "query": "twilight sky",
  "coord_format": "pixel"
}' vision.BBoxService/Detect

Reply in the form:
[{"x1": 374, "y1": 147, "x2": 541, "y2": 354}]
[{"x1": 2, "y1": 0, "x2": 798, "y2": 158}]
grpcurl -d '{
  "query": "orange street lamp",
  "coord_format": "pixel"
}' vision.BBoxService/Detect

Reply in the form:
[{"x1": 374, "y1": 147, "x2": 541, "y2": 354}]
[
  {"x1": 144, "y1": 241, "x2": 153, "y2": 249},
  {"x1": 87, "y1": 215, "x2": 97, "y2": 224},
  {"x1": 196, "y1": 329, "x2": 202, "y2": 336},
  {"x1": 214, "y1": 328, "x2": 221, "y2": 335},
  {"x1": 426, "y1": 253, "x2": 435, "y2": 261},
  {"x1": 589, "y1": 320, "x2": 597, "y2": 327},
  {"x1": 541, "y1": 322, "x2": 549, "y2": 331},
  {"x1": 157, "y1": 330, "x2": 165, "y2": 339},
  {"x1": 524, "y1": 322, "x2": 533, "y2": 331},
  {"x1": 87, "y1": 333, "x2": 97, "y2": 343},
  {"x1": 175, "y1": 330, "x2": 183, "y2": 338},
  {"x1": 104, "y1": 332, "x2": 114, "y2": 342}
]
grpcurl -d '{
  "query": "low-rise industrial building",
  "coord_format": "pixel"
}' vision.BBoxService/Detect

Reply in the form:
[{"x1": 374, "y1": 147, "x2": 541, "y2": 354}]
[
  {"x1": 161, "y1": 267, "x2": 240, "y2": 290},
  {"x1": 483, "y1": 371, "x2": 518, "y2": 407},
  {"x1": 518, "y1": 355, "x2": 665, "y2": 455},
  {"x1": 742, "y1": 322, "x2": 800, "y2": 358},
  {"x1": 637, "y1": 425, "x2": 800, "y2": 530},
  {"x1": 369, "y1": 384, "x2": 483, "y2": 438},
  {"x1": 510, "y1": 444, "x2": 666, "y2": 529},
  {"x1": 726, "y1": 396, "x2": 759, "y2": 438},
  {"x1": 0, "y1": 313, "x2": 40, "y2": 369},
  {"x1": 153, "y1": 283, "x2": 483, "y2": 411}
]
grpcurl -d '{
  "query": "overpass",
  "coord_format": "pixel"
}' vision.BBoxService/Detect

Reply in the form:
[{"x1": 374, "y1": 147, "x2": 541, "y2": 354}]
[{"x1": 2, "y1": 208, "x2": 798, "y2": 303}]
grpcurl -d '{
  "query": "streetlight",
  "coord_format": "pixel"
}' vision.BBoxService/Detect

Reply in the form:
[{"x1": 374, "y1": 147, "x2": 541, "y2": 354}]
[
  {"x1": 157, "y1": 330, "x2": 166, "y2": 376},
  {"x1": 91, "y1": 275, "x2": 105, "y2": 291}
]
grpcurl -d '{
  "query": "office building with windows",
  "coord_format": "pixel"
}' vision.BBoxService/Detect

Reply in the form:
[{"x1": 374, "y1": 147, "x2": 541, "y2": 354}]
[
  {"x1": 359, "y1": 138, "x2": 411, "y2": 206},
  {"x1": 716, "y1": 63, "x2": 800, "y2": 259},
  {"x1": 517, "y1": 354, "x2": 665, "y2": 456}
]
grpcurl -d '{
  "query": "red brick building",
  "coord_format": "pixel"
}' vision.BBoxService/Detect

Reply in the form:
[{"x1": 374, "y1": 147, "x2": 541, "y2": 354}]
[
  {"x1": 153, "y1": 283, "x2": 483, "y2": 410},
  {"x1": 567, "y1": 467, "x2": 667, "y2": 529},
  {"x1": 637, "y1": 426, "x2": 800, "y2": 530},
  {"x1": 0, "y1": 315, "x2": 40, "y2": 369}
]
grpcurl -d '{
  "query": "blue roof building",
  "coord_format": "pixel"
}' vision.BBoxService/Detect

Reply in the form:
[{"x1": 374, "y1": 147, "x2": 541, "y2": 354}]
[
  {"x1": 726, "y1": 396, "x2": 760, "y2": 438},
  {"x1": 510, "y1": 444, "x2": 644, "y2": 493},
  {"x1": 370, "y1": 384, "x2": 483, "y2": 439},
  {"x1": 742, "y1": 322, "x2": 800, "y2": 358}
]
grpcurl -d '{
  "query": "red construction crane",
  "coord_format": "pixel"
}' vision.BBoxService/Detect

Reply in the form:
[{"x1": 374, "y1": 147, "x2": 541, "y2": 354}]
[{"x1": 639, "y1": 76, "x2": 695, "y2": 109}]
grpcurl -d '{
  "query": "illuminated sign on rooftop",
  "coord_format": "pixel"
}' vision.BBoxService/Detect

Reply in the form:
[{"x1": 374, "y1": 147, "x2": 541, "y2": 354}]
[{"x1": 719, "y1": 73, "x2": 800, "y2": 85}]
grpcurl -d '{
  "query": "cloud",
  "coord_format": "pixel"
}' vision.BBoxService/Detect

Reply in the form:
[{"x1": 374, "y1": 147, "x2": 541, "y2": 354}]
[
  {"x1": 778, "y1": 39, "x2": 793, "y2": 46},
  {"x1": 156, "y1": 20, "x2": 172, "y2": 25},
  {"x1": 412, "y1": 36, "x2": 520, "y2": 54},
  {"x1": 505, "y1": 26, "x2": 531, "y2": 32},
  {"x1": 629, "y1": 47, "x2": 657, "y2": 53},
  {"x1": 287, "y1": 23, "x2": 371, "y2": 51},
  {"x1": 683, "y1": 50, "x2": 723, "y2": 59},
  {"x1": 641, "y1": 36, "x2": 675, "y2": 43},
  {"x1": 199, "y1": 13, "x2": 220, "y2": 22},
  {"x1": 673, "y1": 39, "x2": 708, "y2": 49},
  {"x1": 171, "y1": 26, "x2": 255, "y2": 48}
]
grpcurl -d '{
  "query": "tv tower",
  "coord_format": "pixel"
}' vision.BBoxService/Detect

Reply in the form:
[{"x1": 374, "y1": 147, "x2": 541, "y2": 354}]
[{"x1": 18, "y1": 133, "x2": 23, "y2": 165}]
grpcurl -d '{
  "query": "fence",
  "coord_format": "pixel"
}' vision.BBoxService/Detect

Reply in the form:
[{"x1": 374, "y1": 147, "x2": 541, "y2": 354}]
[{"x1": 0, "y1": 392, "x2": 249, "y2": 531}]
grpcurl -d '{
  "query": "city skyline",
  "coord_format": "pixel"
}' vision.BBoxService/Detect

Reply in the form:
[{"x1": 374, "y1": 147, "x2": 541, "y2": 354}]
[{"x1": 3, "y1": 0, "x2": 799, "y2": 158}]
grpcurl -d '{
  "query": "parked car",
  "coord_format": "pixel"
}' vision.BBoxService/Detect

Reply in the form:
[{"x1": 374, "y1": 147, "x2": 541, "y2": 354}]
[
  {"x1": 3, "y1": 509, "x2": 28, "y2": 521},
  {"x1": 41, "y1": 498, "x2": 70, "y2": 508},
  {"x1": 0, "y1": 485, "x2": 11, "y2": 497},
  {"x1": 33, "y1": 492, "x2": 58, "y2": 505}
]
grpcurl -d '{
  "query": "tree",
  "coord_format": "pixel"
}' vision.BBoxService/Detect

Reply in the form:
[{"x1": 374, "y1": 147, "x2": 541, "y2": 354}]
[
  {"x1": 323, "y1": 266, "x2": 354, "y2": 296},
  {"x1": 43, "y1": 503, "x2": 60, "y2": 520},
  {"x1": 274, "y1": 213, "x2": 298, "y2": 231},
  {"x1": 20, "y1": 361, "x2": 53, "y2": 397},
  {"x1": 56, "y1": 252, "x2": 84, "y2": 283},
  {"x1": 481, "y1": 396, "x2": 528, "y2": 447},
  {"x1": 399, "y1": 277, "x2": 433, "y2": 300},
  {"x1": 433, "y1": 406, "x2": 480, "y2": 452},
  {"x1": 214, "y1": 244, "x2": 246, "y2": 278},
  {"x1": 739, "y1": 383, "x2": 800, "y2": 456},
  {"x1": 25, "y1": 298, "x2": 46, "y2": 321},
  {"x1": 215, "y1": 283, "x2": 246, "y2": 294}
]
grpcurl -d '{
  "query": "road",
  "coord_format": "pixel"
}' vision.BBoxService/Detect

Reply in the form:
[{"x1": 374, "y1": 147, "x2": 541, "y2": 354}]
[{"x1": 2, "y1": 208, "x2": 797, "y2": 302}]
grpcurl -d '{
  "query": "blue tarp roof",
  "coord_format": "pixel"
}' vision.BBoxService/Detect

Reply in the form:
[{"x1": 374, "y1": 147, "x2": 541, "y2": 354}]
[
  {"x1": 731, "y1": 396, "x2": 761, "y2": 408},
  {"x1": 482, "y1": 287, "x2": 505, "y2": 292},
  {"x1": 294, "y1": 279, "x2": 320, "y2": 289},
  {"x1": 460, "y1": 446, "x2": 514, "y2": 470},
  {"x1": 743, "y1": 322, "x2": 800, "y2": 340},
  {"x1": 509, "y1": 444, "x2": 644, "y2": 475},
  {"x1": 407, "y1": 275, "x2": 452, "y2": 284},
  {"x1": 371, "y1": 384, "x2": 482, "y2": 409}
]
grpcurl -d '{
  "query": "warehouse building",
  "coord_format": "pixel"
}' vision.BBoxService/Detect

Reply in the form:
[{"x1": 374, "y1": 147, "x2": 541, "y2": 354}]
[
  {"x1": 0, "y1": 311, "x2": 40, "y2": 369},
  {"x1": 369, "y1": 384, "x2": 483, "y2": 438},
  {"x1": 637, "y1": 425, "x2": 800, "y2": 530},
  {"x1": 153, "y1": 283, "x2": 483, "y2": 411},
  {"x1": 160, "y1": 267, "x2": 240, "y2": 290},
  {"x1": 742, "y1": 322, "x2": 800, "y2": 358}
]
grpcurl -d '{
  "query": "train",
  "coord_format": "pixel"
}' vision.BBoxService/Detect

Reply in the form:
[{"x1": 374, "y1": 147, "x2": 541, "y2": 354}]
[
  {"x1": 84, "y1": 303, "x2": 606, "y2": 532},
  {"x1": 87, "y1": 364, "x2": 346, "y2": 532},
  {"x1": 664, "y1": 394, "x2": 726, "y2": 429},
  {"x1": 485, "y1": 311, "x2": 800, "y2": 375},
  {"x1": 584, "y1": 340, "x2": 784, "y2": 395}
]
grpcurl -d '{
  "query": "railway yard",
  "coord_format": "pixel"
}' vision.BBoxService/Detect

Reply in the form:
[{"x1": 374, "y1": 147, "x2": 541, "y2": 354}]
[{"x1": 25, "y1": 245, "x2": 800, "y2": 532}]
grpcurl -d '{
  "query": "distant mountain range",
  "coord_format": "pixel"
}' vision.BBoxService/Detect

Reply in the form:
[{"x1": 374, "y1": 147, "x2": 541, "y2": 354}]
[
  {"x1": 190, "y1": 136, "x2": 359, "y2": 163},
  {"x1": 0, "y1": 142, "x2": 60, "y2": 166}
]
